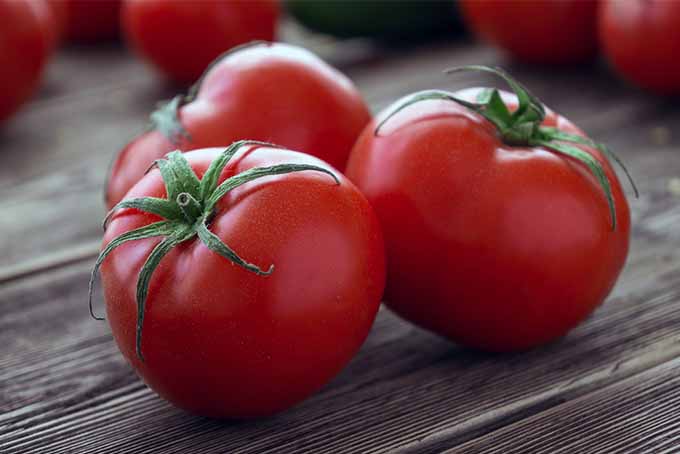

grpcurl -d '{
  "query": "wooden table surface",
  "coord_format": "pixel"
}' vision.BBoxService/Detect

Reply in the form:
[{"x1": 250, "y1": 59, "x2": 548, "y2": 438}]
[{"x1": 2, "y1": 30, "x2": 680, "y2": 454}]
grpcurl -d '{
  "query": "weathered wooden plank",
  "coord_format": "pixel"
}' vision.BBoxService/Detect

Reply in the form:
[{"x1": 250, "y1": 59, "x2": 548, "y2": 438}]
[
  {"x1": 444, "y1": 358, "x2": 680, "y2": 454},
  {"x1": 1, "y1": 167, "x2": 679, "y2": 453},
  {"x1": 1, "y1": 278, "x2": 679, "y2": 453}
]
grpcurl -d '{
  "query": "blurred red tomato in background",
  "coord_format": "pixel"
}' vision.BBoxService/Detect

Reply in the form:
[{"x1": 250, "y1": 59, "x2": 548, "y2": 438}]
[
  {"x1": 46, "y1": 0, "x2": 68, "y2": 44},
  {"x1": 47, "y1": 0, "x2": 120, "y2": 42},
  {"x1": 600, "y1": 0, "x2": 680, "y2": 95},
  {"x1": 461, "y1": 0, "x2": 598, "y2": 65},
  {"x1": 0, "y1": 0, "x2": 54, "y2": 123},
  {"x1": 122, "y1": 0, "x2": 280, "y2": 83}
]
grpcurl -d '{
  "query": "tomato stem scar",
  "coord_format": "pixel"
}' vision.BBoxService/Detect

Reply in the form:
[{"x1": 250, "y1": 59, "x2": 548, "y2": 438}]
[{"x1": 177, "y1": 192, "x2": 203, "y2": 223}]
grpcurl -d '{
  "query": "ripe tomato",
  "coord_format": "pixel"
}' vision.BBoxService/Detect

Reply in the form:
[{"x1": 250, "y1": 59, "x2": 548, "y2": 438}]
[
  {"x1": 0, "y1": 0, "x2": 54, "y2": 123},
  {"x1": 122, "y1": 0, "x2": 280, "y2": 83},
  {"x1": 346, "y1": 67, "x2": 633, "y2": 352},
  {"x1": 106, "y1": 42, "x2": 370, "y2": 209},
  {"x1": 460, "y1": 0, "x2": 598, "y2": 65},
  {"x1": 47, "y1": 0, "x2": 120, "y2": 42},
  {"x1": 599, "y1": 0, "x2": 680, "y2": 95},
  {"x1": 93, "y1": 142, "x2": 385, "y2": 418}
]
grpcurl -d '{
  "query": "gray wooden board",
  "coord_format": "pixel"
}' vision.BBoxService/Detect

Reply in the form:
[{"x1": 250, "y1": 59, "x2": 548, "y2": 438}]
[
  {"x1": 1, "y1": 29, "x2": 679, "y2": 453},
  {"x1": 445, "y1": 359, "x2": 680, "y2": 454}
]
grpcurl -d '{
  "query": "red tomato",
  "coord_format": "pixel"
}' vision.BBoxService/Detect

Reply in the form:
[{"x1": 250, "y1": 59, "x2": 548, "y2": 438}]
[
  {"x1": 96, "y1": 143, "x2": 385, "y2": 418},
  {"x1": 106, "y1": 42, "x2": 370, "y2": 209},
  {"x1": 47, "y1": 0, "x2": 120, "y2": 42},
  {"x1": 122, "y1": 0, "x2": 280, "y2": 83},
  {"x1": 45, "y1": 0, "x2": 67, "y2": 45},
  {"x1": 599, "y1": 0, "x2": 680, "y2": 95},
  {"x1": 461, "y1": 0, "x2": 598, "y2": 64},
  {"x1": 0, "y1": 0, "x2": 54, "y2": 123},
  {"x1": 346, "y1": 69, "x2": 632, "y2": 352}
]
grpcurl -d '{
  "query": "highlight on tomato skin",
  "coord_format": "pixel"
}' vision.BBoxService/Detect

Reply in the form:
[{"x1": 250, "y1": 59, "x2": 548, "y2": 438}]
[
  {"x1": 105, "y1": 41, "x2": 371, "y2": 210},
  {"x1": 346, "y1": 67, "x2": 633, "y2": 353},
  {"x1": 599, "y1": 0, "x2": 680, "y2": 95},
  {"x1": 460, "y1": 0, "x2": 599, "y2": 65},
  {"x1": 95, "y1": 143, "x2": 386, "y2": 419},
  {"x1": 122, "y1": 0, "x2": 280, "y2": 83}
]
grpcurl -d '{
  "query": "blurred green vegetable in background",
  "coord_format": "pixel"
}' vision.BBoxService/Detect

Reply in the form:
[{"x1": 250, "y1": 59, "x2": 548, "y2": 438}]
[{"x1": 286, "y1": 0, "x2": 460, "y2": 40}]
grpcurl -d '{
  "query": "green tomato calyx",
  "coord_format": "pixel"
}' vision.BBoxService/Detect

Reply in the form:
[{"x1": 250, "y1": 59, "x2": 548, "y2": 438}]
[
  {"x1": 89, "y1": 140, "x2": 340, "y2": 361},
  {"x1": 375, "y1": 65, "x2": 638, "y2": 231}
]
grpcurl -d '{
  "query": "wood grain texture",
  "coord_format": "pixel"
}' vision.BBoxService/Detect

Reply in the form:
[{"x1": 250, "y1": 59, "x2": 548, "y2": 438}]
[
  {"x1": 2, "y1": 25, "x2": 680, "y2": 454},
  {"x1": 1, "y1": 174, "x2": 679, "y2": 452},
  {"x1": 445, "y1": 359, "x2": 680, "y2": 454}
]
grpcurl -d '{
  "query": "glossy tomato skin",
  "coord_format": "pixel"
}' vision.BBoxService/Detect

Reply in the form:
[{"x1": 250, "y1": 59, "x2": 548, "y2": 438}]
[
  {"x1": 346, "y1": 89, "x2": 630, "y2": 352},
  {"x1": 47, "y1": 0, "x2": 120, "y2": 42},
  {"x1": 102, "y1": 147, "x2": 385, "y2": 418},
  {"x1": 461, "y1": 0, "x2": 598, "y2": 64},
  {"x1": 123, "y1": 0, "x2": 279, "y2": 83},
  {"x1": 599, "y1": 0, "x2": 680, "y2": 95},
  {"x1": 0, "y1": 0, "x2": 53, "y2": 123},
  {"x1": 106, "y1": 42, "x2": 370, "y2": 209}
]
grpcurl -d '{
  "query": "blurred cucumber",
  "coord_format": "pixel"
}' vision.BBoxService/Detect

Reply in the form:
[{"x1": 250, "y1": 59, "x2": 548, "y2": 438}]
[{"x1": 286, "y1": 0, "x2": 461, "y2": 40}]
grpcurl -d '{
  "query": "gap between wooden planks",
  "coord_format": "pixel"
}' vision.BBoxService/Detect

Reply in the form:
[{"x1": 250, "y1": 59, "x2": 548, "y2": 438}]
[{"x1": 443, "y1": 358, "x2": 680, "y2": 454}]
